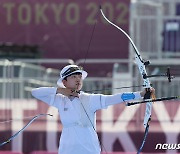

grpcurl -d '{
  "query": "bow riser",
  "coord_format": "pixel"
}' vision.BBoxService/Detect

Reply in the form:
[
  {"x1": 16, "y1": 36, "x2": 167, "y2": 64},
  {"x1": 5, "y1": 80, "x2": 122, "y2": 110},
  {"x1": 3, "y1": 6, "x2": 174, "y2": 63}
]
[
  {"x1": 135, "y1": 53, "x2": 152, "y2": 128},
  {"x1": 135, "y1": 56, "x2": 151, "y2": 88}
]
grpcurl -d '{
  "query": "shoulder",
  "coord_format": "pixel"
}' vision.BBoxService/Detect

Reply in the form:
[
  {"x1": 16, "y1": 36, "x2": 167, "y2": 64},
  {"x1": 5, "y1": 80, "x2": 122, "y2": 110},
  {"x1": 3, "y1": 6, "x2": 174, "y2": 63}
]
[
  {"x1": 82, "y1": 92, "x2": 106, "y2": 102},
  {"x1": 79, "y1": 91, "x2": 90, "y2": 96},
  {"x1": 80, "y1": 91, "x2": 102, "y2": 97},
  {"x1": 79, "y1": 92, "x2": 103, "y2": 102}
]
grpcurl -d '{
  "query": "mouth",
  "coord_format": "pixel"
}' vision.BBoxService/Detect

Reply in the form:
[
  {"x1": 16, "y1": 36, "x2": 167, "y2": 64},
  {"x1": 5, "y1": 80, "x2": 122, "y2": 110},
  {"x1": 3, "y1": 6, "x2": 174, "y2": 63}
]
[
  {"x1": 76, "y1": 83, "x2": 80, "y2": 86},
  {"x1": 76, "y1": 83, "x2": 81, "y2": 88}
]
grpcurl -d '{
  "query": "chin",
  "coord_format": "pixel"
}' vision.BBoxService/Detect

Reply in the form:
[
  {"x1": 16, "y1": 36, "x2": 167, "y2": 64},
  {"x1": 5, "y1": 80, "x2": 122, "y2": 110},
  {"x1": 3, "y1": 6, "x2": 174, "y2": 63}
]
[
  {"x1": 77, "y1": 87, "x2": 81, "y2": 91},
  {"x1": 77, "y1": 85, "x2": 82, "y2": 91}
]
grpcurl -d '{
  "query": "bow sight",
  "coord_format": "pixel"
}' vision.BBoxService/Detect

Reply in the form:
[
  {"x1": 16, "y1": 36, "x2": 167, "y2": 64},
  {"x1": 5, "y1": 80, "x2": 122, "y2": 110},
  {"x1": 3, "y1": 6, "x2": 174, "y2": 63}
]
[
  {"x1": 141, "y1": 59, "x2": 174, "y2": 82},
  {"x1": 143, "y1": 67, "x2": 174, "y2": 82}
]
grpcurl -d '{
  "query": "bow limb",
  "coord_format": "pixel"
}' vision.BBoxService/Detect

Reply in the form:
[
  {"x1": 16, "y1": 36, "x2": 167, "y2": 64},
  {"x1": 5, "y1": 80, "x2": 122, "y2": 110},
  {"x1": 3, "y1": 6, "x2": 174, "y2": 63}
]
[
  {"x1": 0, "y1": 114, "x2": 53, "y2": 147},
  {"x1": 100, "y1": 7, "x2": 153, "y2": 153},
  {"x1": 100, "y1": 7, "x2": 152, "y2": 128}
]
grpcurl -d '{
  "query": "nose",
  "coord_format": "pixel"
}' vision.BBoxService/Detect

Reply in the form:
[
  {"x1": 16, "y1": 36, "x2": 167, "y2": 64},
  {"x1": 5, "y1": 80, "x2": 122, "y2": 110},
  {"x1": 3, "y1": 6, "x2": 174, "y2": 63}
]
[
  {"x1": 76, "y1": 76, "x2": 81, "y2": 83},
  {"x1": 76, "y1": 77, "x2": 80, "y2": 82}
]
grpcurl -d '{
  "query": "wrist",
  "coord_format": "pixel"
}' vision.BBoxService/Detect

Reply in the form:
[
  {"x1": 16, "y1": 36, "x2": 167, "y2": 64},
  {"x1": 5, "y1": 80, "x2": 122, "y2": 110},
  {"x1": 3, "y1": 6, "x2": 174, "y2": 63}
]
[{"x1": 57, "y1": 87, "x2": 63, "y2": 94}]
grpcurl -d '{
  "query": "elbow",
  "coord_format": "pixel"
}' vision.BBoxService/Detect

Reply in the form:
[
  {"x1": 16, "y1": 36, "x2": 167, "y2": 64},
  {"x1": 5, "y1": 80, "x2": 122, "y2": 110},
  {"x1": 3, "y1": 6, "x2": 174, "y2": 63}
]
[{"x1": 31, "y1": 88, "x2": 38, "y2": 98}]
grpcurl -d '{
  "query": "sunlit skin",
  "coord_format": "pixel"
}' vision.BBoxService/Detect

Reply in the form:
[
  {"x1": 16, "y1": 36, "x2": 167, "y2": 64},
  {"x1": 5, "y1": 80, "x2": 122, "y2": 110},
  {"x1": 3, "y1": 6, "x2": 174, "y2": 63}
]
[{"x1": 62, "y1": 73, "x2": 83, "y2": 92}]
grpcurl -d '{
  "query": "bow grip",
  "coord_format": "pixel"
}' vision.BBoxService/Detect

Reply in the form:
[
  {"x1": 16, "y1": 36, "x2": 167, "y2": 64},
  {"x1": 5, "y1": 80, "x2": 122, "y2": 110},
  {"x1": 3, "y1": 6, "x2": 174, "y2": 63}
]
[{"x1": 144, "y1": 88, "x2": 151, "y2": 99}]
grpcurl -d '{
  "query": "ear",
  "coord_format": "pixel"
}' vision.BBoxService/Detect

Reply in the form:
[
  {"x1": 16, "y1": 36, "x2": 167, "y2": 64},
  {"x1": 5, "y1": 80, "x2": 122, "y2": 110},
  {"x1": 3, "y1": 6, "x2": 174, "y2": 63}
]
[{"x1": 62, "y1": 80, "x2": 67, "y2": 87}]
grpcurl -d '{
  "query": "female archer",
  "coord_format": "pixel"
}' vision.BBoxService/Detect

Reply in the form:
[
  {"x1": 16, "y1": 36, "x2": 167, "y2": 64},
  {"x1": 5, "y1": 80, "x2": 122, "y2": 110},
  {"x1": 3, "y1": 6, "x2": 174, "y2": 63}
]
[{"x1": 31, "y1": 64, "x2": 155, "y2": 154}]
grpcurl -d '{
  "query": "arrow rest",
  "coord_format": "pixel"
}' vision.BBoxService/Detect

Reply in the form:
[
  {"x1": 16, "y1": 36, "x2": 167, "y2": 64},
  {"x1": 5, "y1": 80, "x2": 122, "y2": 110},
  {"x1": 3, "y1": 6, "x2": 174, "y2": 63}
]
[{"x1": 144, "y1": 60, "x2": 150, "y2": 66}]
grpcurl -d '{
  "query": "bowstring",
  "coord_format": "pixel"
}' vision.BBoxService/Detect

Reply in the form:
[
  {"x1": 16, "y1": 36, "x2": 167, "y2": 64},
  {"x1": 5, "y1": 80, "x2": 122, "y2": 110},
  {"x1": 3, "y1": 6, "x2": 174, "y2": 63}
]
[
  {"x1": 77, "y1": 8, "x2": 108, "y2": 153},
  {"x1": 82, "y1": 20, "x2": 97, "y2": 67}
]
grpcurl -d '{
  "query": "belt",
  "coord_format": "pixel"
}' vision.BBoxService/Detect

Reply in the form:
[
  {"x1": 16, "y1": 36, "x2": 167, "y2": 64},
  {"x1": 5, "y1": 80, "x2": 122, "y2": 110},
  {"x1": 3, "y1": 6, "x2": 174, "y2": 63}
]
[{"x1": 63, "y1": 122, "x2": 92, "y2": 128}]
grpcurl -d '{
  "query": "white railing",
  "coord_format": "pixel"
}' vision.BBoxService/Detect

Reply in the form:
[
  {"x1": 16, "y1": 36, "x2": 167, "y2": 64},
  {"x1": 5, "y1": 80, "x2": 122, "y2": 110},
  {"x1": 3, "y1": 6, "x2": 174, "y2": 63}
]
[
  {"x1": 0, "y1": 59, "x2": 74, "y2": 98},
  {"x1": 0, "y1": 58, "x2": 180, "y2": 99},
  {"x1": 130, "y1": 0, "x2": 180, "y2": 59}
]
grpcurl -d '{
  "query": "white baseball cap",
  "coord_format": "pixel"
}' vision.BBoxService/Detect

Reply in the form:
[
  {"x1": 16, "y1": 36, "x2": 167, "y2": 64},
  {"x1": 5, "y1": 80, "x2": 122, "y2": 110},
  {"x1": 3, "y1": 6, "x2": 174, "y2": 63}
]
[{"x1": 57, "y1": 65, "x2": 88, "y2": 87}]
